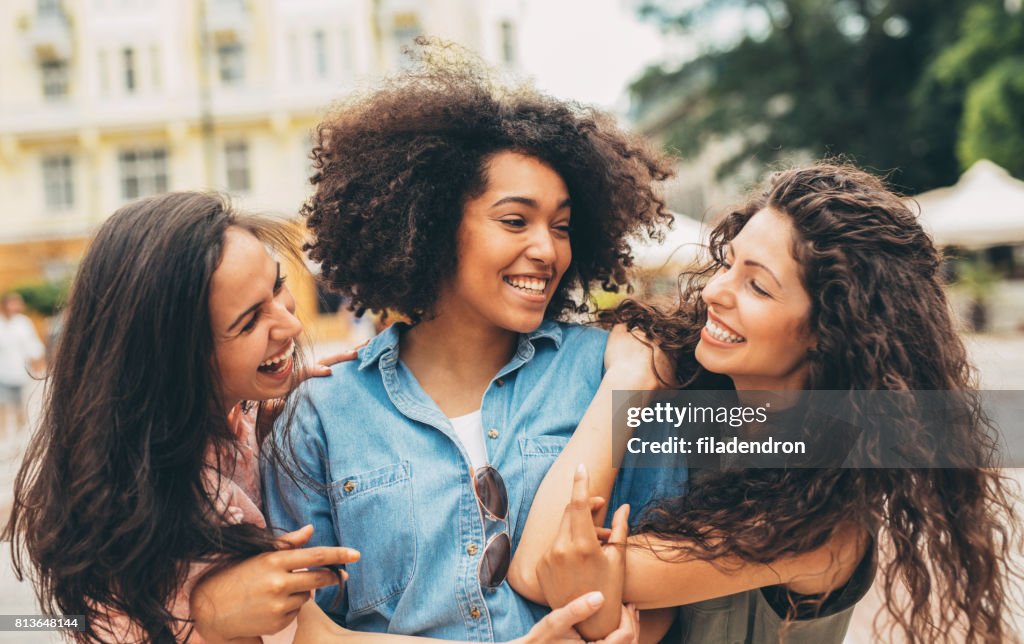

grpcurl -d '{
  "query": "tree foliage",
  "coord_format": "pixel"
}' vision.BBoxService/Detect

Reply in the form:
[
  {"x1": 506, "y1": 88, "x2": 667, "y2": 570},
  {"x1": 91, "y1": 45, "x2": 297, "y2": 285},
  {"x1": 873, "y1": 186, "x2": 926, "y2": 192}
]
[{"x1": 632, "y1": 0, "x2": 1024, "y2": 192}]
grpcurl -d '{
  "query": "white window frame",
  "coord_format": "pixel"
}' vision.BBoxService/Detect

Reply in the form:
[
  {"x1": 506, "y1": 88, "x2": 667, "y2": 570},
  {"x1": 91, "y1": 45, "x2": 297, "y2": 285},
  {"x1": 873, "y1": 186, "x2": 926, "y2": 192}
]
[
  {"x1": 119, "y1": 148, "x2": 169, "y2": 200},
  {"x1": 224, "y1": 140, "x2": 251, "y2": 193},
  {"x1": 42, "y1": 154, "x2": 75, "y2": 210}
]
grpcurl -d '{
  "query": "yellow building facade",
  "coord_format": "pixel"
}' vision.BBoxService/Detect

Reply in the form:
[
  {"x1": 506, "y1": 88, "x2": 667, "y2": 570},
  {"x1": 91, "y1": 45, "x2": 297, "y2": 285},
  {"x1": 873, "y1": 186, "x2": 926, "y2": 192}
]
[{"x1": 1, "y1": 0, "x2": 522, "y2": 341}]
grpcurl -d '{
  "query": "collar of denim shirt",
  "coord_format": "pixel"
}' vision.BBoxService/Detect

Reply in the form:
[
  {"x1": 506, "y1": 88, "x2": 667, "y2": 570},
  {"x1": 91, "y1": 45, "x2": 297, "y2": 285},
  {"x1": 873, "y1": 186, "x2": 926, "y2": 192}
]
[{"x1": 357, "y1": 319, "x2": 565, "y2": 371}]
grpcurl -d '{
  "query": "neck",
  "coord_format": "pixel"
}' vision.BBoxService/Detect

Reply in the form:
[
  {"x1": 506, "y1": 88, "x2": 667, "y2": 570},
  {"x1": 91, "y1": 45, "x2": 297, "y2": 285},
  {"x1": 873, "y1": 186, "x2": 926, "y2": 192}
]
[{"x1": 401, "y1": 312, "x2": 519, "y2": 384}]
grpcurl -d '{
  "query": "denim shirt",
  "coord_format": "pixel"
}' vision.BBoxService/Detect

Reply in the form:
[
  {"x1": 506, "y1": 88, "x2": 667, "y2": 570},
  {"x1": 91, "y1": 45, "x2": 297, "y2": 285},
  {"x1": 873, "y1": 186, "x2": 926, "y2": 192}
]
[{"x1": 261, "y1": 320, "x2": 608, "y2": 641}]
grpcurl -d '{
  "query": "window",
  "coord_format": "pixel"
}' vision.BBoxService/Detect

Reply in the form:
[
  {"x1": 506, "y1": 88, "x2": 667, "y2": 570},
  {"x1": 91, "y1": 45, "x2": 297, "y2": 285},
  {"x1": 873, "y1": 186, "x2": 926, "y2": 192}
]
[
  {"x1": 313, "y1": 30, "x2": 328, "y2": 79},
  {"x1": 224, "y1": 141, "x2": 251, "y2": 192},
  {"x1": 500, "y1": 20, "x2": 517, "y2": 66},
  {"x1": 123, "y1": 47, "x2": 136, "y2": 92},
  {"x1": 391, "y1": 13, "x2": 421, "y2": 69},
  {"x1": 37, "y1": 0, "x2": 61, "y2": 18},
  {"x1": 119, "y1": 148, "x2": 168, "y2": 200},
  {"x1": 41, "y1": 155, "x2": 74, "y2": 210},
  {"x1": 217, "y1": 42, "x2": 245, "y2": 85},
  {"x1": 150, "y1": 44, "x2": 161, "y2": 90},
  {"x1": 41, "y1": 60, "x2": 69, "y2": 99}
]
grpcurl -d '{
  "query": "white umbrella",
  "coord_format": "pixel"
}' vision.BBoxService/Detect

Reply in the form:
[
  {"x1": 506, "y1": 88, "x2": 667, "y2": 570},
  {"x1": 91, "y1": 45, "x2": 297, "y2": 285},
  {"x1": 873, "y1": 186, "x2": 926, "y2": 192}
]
[
  {"x1": 631, "y1": 213, "x2": 709, "y2": 270},
  {"x1": 913, "y1": 160, "x2": 1024, "y2": 248}
]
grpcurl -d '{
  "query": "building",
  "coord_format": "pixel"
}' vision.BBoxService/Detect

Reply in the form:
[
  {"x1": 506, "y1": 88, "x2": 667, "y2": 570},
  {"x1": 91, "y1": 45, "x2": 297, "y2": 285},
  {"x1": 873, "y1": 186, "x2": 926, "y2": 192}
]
[{"x1": 0, "y1": 0, "x2": 523, "y2": 336}]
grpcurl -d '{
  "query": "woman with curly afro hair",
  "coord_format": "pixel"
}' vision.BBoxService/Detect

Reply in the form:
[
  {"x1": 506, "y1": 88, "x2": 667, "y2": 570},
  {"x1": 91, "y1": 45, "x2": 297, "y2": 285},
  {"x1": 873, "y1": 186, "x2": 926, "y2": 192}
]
[
  {"x1": 511, "y1": 162, "x2": 1021, "y2": 643},
  {"x1": 261, "y1": 41, "x2": 675, "y2": 640}
]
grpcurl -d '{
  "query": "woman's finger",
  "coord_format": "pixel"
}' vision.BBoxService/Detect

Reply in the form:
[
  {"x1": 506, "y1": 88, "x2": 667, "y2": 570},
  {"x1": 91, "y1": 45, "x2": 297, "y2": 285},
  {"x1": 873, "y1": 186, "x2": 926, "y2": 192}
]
[
  {"x1": 600, "y1": 604, "x2": 637, "y2": 644},
  {"x1": 608, "y1": 504, "x2": 630, "y2": 546},
  {"x1": 570, "y1": 464, "x2": 596, "y2": 544},
  {"x1": 283, "y1": 568, "x2": 349, "y2": 594},
  {"x1": 275, "y1": 545, "x2": 361, "y2": 571},
  {"x1": 317, "y1": 350, "x2": 360, "y2": 367},
  {"x1": 274, "y1": 524, "x2": 314, "y2": 550},
  {"x1": 529, "y1": 591, "x2": 604, "y2": 640}
]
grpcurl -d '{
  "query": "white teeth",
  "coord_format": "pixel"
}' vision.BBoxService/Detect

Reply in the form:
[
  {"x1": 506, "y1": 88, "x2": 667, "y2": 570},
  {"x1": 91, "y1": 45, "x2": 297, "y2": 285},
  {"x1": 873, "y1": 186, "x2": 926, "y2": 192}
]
[
  {"x1": 260, "y1": 340, "x2": 295, "y2": 367},
  {"x1": 705, "y1": 319, "x2": 745, "y2": 343},
  {"x1": 503, "y1": 276, "x2": 549, "y2": 294}
]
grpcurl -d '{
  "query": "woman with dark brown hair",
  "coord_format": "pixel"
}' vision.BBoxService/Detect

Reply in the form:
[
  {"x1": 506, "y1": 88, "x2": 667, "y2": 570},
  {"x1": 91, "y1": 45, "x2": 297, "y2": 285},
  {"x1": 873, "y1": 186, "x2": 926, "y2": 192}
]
[
  {"x1": 3, "y1": 191, "x2": 637, "y2": 644},
  {"x1": 510, "y1": 162, "x2": 1020, "y2": 643},
  {"x1": 261, "y1": 40, "x2": 673, "y2": 639}
]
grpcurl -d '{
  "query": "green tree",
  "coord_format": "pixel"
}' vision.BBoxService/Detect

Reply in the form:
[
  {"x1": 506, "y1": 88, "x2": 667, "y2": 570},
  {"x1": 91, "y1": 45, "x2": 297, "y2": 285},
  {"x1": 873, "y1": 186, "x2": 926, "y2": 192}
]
[
  {"x1": 924, "y1": 2, "x2": 1024, "y2": 176},
  {"x1": 632, "y1": 0, "x2": 1021, "y2": 192}
]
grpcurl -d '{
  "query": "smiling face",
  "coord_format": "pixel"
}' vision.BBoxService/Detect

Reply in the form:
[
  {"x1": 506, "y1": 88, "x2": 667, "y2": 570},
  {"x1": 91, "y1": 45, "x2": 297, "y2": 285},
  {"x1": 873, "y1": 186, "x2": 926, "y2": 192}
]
[
  {"x1": 436, "y1": 151, "x2": 573, "y2": 335},
  {"x1": 695, "y1": 208, "x2": 816, "y2": 391},
  {"x1": 209, "y1": 227, "x2": 303, "y2": 409}
]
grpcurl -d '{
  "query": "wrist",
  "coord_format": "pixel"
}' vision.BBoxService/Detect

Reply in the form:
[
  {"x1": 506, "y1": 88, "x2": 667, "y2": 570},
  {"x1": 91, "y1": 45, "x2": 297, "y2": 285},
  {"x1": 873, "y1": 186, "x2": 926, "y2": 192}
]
[{"x1": 604, "y1": 363, "x2": 662, "y2": 390}]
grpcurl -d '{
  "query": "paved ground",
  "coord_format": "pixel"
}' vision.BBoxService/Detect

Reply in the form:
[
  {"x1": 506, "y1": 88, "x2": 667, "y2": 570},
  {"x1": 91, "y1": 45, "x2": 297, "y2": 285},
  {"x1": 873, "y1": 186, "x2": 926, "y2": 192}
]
[{"x1": 1, "y1": 336, "x2": 1023, "y2": 642}]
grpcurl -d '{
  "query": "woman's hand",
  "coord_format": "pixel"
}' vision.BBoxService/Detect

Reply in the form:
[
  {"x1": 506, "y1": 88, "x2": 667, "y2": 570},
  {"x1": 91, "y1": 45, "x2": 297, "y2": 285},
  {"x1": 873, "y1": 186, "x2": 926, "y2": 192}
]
[
  {"x1": 298, "y1": 346, "x2": 363, "y2": 381},
  {"x1": 517, "y1": 593, "x2": 638, "y2": 644},
  {"x1": 257, "y1": 347, "x2": 363, "y2": 433},
  {"x1": 190, "y1": 525, "x2": 360, "y2": 644},
  {"x1": 537, "y1": 465, "x2": 631, "y2": 641},
  {"x1": 603, "y1": 324, "x2": 674, "y2": 390}
]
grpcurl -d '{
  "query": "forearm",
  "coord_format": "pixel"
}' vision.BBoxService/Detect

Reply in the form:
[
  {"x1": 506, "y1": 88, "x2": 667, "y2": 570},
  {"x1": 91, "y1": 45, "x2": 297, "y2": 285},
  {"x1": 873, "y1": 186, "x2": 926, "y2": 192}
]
[{"x1": 621, "y1": 528, "x2": 868, "y2": 609}]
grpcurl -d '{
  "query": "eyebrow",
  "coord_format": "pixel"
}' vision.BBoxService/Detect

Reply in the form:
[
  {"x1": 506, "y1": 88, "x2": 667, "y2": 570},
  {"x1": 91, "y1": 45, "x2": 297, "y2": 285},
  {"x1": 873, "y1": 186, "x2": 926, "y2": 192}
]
[
  {"x1": 491, "y1": 196, "x2": 572, "y2": 209},
  {"x1": 228, "y1": 302, "x2": 261, "y2": 332},
  {"x1": 727, "y1": 244, "x2": 782, "y2": 288},
  {"x1": 227, "y1": 263, "x2": 280, "y2": 332}
]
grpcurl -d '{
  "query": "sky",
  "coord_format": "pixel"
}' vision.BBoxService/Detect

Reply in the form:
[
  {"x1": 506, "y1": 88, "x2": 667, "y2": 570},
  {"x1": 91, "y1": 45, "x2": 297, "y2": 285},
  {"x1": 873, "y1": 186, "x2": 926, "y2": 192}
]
[
  {"x1": 513, "y1": 0, "x2": 754, "y2": 117},
  {"x1": 515, "y1": 0, "x2": 680, "y2": 115}
]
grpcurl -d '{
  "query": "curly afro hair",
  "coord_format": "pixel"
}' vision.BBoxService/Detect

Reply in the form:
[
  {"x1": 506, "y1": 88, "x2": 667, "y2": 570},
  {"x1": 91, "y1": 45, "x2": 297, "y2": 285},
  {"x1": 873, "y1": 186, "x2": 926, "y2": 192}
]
[{"x1": 303, "y1": 39, "x2": 675, "y2": 323}]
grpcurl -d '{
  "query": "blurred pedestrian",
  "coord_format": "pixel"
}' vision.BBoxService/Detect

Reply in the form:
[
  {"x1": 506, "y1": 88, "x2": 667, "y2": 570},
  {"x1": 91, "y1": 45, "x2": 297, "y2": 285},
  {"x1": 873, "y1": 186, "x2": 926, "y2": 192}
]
[{"x1": 0, "y1": 292, "x2": 45, "y2": 436}]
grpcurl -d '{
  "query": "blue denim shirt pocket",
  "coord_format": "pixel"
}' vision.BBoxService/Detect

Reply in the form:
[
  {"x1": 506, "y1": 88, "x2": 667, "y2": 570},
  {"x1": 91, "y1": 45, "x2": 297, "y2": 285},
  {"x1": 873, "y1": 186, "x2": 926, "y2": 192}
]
[
  {"x1": 513, "y1": 436, "x2": 570, "y2": 546},
  {"x1": 328, "y1": 461, "x2": 417, "y2": 616}
]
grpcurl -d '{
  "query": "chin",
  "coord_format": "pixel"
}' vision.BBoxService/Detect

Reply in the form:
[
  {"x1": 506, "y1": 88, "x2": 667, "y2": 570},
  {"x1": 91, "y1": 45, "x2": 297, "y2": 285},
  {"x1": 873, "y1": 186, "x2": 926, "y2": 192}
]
[{"x1": 500, "y1": 313, "x2": 546, "y2": 334}]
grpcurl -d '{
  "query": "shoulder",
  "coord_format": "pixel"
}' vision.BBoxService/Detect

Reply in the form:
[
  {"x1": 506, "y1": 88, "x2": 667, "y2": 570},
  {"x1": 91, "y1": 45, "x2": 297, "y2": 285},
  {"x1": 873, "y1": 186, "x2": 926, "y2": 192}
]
[{"x1": 553, "y1": 321, "x2": 609, "y2": 353}]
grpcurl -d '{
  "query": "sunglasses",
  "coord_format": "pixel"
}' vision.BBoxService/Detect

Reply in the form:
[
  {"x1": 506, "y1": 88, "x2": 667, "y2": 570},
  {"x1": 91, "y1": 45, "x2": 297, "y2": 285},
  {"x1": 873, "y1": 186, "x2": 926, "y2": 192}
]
[{"x1": 472, "y1": 465, "x2": 511, "y2": 589}]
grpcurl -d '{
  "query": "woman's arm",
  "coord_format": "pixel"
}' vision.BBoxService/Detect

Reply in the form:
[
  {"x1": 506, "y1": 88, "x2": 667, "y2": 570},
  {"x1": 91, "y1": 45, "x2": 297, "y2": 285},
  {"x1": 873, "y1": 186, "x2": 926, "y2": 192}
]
[
  {"x1": 537, "y1": 476, "x2": 871, "y2": 611},
  {"x1": 293, "y1": 591, "x2": 640, "y2": 644},
  {"x1": 509, "y1": 325, "x2": 665, "y2": 602},
  {"x1": 190, "y1": 525, "x2": 361, "y2": 643}
]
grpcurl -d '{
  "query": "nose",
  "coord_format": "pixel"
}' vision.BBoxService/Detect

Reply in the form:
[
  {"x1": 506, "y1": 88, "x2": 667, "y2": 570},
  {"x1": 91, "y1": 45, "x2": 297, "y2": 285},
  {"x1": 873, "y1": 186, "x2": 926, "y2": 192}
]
[
  {"x1": 525, "y1": 228, "x2": 557, "y2": 266},
  {"x1": 270, "y1": 288, "x2": 303, "y2": 341},
  {"x1": 701, "y1": 265, "x2": 737, "y2": 310}
]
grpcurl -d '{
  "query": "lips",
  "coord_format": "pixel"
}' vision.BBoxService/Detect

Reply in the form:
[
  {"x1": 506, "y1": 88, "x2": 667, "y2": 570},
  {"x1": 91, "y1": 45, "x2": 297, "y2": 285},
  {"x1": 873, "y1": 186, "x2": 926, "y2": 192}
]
[
  {"x1": 705, "y1": 310, "x2": 746, "y2": 344},
  {"x1": 503, "y1": 275, "x2": 550, "y2": 295},
  {"x1": 258, "y1": 340, "x2": 295, "y2": 373}
]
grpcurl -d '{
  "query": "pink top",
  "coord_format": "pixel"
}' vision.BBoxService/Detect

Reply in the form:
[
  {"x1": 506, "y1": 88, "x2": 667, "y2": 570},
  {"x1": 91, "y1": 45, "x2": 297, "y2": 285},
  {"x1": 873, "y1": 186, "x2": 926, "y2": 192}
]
[{"x1": 98, "y1": 406, "x2": 297, "y2": 643}]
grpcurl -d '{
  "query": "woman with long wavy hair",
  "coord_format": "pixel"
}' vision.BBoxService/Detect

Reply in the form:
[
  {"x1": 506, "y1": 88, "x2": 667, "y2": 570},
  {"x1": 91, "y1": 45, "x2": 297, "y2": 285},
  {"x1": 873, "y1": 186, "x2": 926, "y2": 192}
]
[
  {"x1": 510, "y1": 162, "x2": 1020, "y2": 643},
  {"x1": 4, "y1": 191, "x2": 638, "y2": 644}
]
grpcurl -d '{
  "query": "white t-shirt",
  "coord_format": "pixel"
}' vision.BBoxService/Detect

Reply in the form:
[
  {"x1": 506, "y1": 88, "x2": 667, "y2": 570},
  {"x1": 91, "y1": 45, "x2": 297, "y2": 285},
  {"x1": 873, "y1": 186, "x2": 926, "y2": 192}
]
[
  {"x1": 0, "y1": 313, "x2": 44, "y2": 387},
  {"x1": 448, "y1": 409, "x2": 488, "y2": 471}
]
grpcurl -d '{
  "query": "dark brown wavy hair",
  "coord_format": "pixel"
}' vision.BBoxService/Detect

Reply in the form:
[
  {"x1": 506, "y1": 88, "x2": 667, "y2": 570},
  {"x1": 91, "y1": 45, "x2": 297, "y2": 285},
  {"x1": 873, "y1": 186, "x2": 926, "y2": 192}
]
[
  {"x1": 617, "y1": 163, "x2": 1020, "y2": 642},
  {"x1": 304, "y1": 39, "x2": 674, "y2": 322},
  {"x1": 4, "y1": 193, "x2": 304, "y2": 643}
]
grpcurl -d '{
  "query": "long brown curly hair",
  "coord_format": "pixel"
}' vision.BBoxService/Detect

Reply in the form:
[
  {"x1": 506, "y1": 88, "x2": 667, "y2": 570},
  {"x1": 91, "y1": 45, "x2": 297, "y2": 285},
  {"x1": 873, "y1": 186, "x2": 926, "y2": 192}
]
[
  {"x1": 4, "y1": 193, "x2": 304, "y2": 643},
  {"x1": 304, "y1": 39, "x2": 674, "y2": 323},
  {"x1": 617, "y1": 163, "x2": 1020, "y2": 642}
]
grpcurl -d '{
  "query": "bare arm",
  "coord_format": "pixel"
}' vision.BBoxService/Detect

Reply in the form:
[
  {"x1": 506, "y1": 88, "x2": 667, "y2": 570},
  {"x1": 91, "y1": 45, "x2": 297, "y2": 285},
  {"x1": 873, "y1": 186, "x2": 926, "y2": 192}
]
[
  {"x1": 621, "y1": 525, "x2": 869, "y2": 609},
  {"x1": 293, "y1": 592, "x2": 640, "y2": 644}
]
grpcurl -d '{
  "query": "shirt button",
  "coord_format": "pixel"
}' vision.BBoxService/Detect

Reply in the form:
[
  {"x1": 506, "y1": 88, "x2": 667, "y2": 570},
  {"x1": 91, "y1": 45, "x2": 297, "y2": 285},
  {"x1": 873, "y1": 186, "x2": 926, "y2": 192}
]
[
  {"x1": 469, "y1": 606, "x2": 481, "y2": 619},
  {"x1": 487, "y1": 429, "x2": 499, "y2": 439},
  {"x1": 343, "y1": 480, "x2": 357, "y2": 493},
  {"x1": 496, "y1": 378, "x2": 505, "y2": 387},
  {"x1": 467, "y1": 543, "x2": 479, "y2": 556}
]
